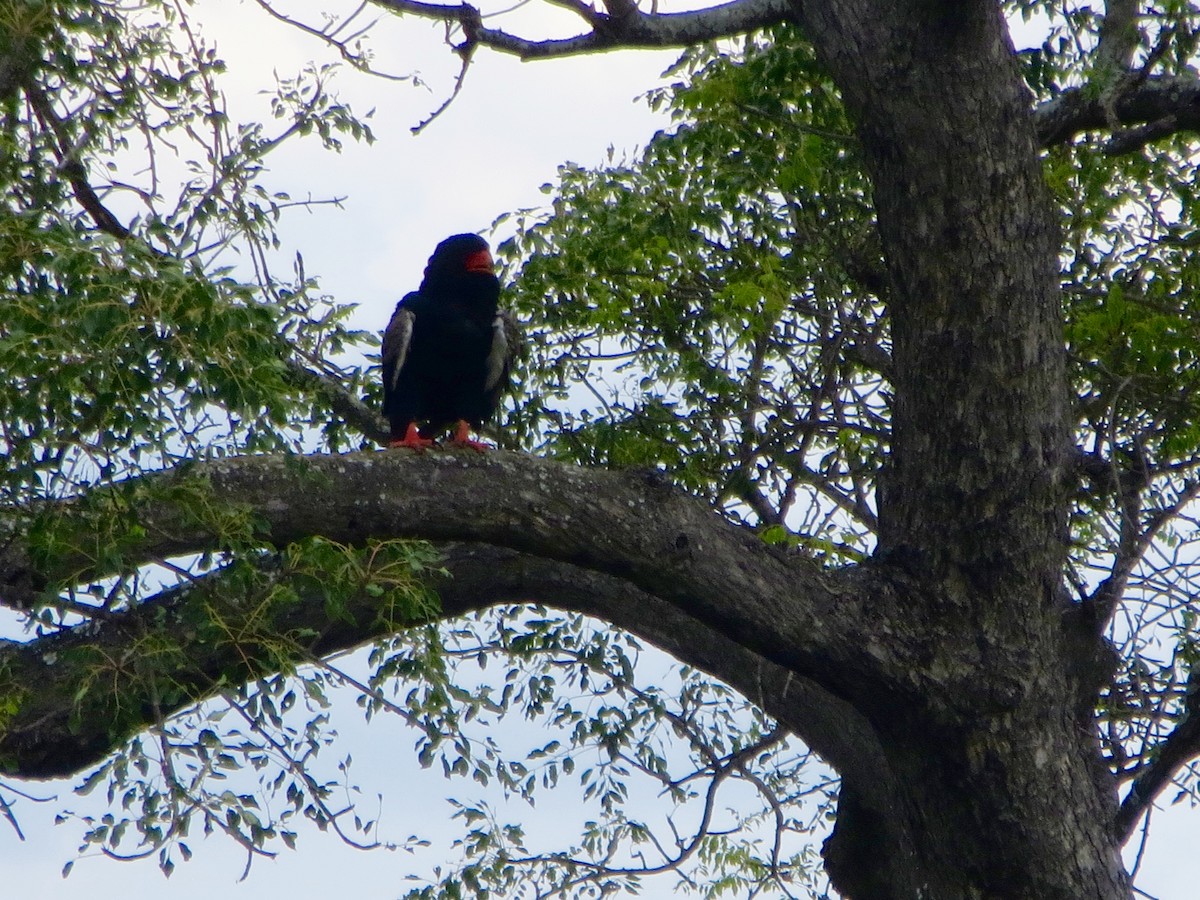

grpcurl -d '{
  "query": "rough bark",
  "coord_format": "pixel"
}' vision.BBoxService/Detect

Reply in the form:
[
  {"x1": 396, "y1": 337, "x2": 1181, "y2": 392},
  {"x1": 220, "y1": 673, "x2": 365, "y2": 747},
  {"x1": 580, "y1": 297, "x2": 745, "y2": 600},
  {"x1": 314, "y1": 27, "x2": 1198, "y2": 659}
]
[
  {"x1": 0, "y1": 452, "x2": 899, "y2": 777},
  {"x1": 782, "y1": 2, "x2": 1126, "y2": 897}
]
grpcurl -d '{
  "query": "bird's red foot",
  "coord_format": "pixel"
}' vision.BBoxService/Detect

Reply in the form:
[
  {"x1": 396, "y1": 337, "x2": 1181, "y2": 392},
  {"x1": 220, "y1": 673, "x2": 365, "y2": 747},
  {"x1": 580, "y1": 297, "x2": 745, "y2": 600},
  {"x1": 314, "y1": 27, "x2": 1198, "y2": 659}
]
[
  {"x1": 446, "y1": 420, "x2": 490, "y2": 452},
  {"x1": 388, "y1": 423, "x2": 436, "y2": 451}
]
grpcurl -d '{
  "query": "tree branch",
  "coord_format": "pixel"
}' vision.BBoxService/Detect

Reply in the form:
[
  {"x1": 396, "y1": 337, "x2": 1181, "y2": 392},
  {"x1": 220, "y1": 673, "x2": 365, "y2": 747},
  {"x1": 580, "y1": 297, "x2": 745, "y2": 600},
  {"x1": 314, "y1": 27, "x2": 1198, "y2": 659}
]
[
  {"x1": 0, "y1": 536, "x2": 889, "y2": 801},
  {"x1": 369, "y1": 0, "x2": 1200, "y2": 154},
  {"x1": 1034, "y1": 75, "x2": 1200, "y2": 152},
  {"x1": 1116, "y1": 672, "x2": 1200, "y2": 841},
  {"x1": 251, "y1": 0, "x2": 416, "y2": 81},
  {"x1": 1086, "y1": 478, "x2": 1200, "y2": 631},
  {"x1": 384, "y1": 0, "x2": 1200, "y2": 152},
  {"x1": 25, "y1": 84, "x2": 132, "y2": 240},
  {"x1": 1095, "y1": 0, "x2": 1141, "y2": 77},
  {"x1": 281, "y1": 357, "x2": 390, "y2": 444},
  {"x1": 0, "y1": 447, "x2": 924, "y2": 811},
  {"x1": 368, "y1": 0, "x2": 795, "y2": 59},
  {"x1": 0, "y1": 452, "x2": 880, "y2": 682}
]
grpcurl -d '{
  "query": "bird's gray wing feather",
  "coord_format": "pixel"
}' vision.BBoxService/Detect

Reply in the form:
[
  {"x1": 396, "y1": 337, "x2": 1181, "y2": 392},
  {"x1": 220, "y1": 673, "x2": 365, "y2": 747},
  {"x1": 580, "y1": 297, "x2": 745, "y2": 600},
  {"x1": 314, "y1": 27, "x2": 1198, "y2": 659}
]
[
  {"x1": 484, "y1": 308, "x2": 524, "y2": 392},
  {"x1": 382, "y1": 306, "x2": 416, "y2": 392}
]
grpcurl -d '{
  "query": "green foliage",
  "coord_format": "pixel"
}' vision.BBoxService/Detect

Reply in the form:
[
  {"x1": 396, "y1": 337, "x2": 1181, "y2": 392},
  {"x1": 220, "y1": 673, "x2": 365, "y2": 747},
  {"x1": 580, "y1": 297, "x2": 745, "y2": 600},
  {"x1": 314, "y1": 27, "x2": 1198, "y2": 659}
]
[
  {"x1": 501, "y1": 30, "x2": 885, "y2": 561},
  {"x1": 1055, "y1": 137, "x2": 1200, "y2": 467},
  {"x1": 497, "y1": 12, "x2": 1200, "y2": 882},
  {"x1": 1003, "y1": 4, "x2": 1200, "y2": 797},
  {"x1": 381, "y1": 608, "x2": 829, "y2": 899},
  {"x1": 1006, "y1": 0, "x2": 1200, "y2": 493},
  {"x1": 0, "y1": 22, "x2": 863, "y2": 894},
  {"x1": 52, "y1": 533, "x2": 440, "y2": 870},
  {"x1": 0, "y1": 0, "x2": 435, "y2": 880},
  {"x1": 0, "y1": 0, "x2": 377, "y2": 520}
]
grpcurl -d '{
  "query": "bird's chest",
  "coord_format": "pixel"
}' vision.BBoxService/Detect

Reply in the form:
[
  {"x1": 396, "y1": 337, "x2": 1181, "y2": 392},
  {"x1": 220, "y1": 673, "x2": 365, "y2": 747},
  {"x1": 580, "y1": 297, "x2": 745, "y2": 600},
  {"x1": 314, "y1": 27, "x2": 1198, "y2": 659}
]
[{"x1": 411, "y1": 303, "x2": 494, "y2": 372}]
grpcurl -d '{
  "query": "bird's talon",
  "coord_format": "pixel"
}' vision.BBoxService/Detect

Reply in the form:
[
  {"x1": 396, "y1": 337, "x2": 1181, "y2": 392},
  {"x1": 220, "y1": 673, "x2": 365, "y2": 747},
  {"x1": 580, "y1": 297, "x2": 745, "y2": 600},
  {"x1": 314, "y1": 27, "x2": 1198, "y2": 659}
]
[
  {"x1": 389, "y1": 424, "x2": 436, "y2": 450},
  {"x1": 446, "y1": 420, "x2": 490, "y2": 451},
  {"x1": 388, "y1": 438, "x2": 435, "y2": 451}
]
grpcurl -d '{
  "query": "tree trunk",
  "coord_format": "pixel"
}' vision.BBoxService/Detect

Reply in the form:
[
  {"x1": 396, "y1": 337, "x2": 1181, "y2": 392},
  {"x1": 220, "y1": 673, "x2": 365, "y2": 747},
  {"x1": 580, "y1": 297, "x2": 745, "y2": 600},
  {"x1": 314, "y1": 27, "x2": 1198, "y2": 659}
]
[
  {"x1": 821, "y1": 682, "x2": 1127, "y2": 898},
  {"x1": 790, "y1": 1, "x2": 1130, "y2": 896}
]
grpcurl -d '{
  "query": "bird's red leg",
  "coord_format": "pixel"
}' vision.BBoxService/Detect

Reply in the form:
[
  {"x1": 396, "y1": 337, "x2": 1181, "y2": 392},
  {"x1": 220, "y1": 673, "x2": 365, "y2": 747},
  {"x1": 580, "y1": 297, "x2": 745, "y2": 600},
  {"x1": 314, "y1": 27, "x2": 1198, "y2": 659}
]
[
  {"x1": 447, "y1": 420, "x2": 490, "y2": 452},
  {"x1": 388, "y1": 422, "x2": 435, "y2": 450}
]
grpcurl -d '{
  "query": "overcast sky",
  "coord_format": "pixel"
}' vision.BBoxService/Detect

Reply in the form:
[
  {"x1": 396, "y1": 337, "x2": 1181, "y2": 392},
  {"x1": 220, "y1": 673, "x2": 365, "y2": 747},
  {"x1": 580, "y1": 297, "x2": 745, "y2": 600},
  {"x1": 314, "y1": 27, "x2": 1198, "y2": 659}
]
[{"x1": 3, "y1": 2, "x2": 1197, "y2": 897}]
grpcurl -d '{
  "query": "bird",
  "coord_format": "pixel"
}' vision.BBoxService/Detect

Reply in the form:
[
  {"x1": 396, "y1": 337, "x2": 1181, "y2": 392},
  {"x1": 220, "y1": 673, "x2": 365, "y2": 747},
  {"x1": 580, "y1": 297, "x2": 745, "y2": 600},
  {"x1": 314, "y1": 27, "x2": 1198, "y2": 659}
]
[{"x1": 381, "y1": 233, "x2": 518, "y2": 451}]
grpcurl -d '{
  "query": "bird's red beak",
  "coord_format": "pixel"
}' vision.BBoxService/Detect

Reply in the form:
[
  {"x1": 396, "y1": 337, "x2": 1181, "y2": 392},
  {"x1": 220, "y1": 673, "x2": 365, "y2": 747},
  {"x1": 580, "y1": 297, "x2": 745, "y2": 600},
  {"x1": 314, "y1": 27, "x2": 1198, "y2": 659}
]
[{"x1": 464, "y1": 248, "x2": 494, "y2": 275}]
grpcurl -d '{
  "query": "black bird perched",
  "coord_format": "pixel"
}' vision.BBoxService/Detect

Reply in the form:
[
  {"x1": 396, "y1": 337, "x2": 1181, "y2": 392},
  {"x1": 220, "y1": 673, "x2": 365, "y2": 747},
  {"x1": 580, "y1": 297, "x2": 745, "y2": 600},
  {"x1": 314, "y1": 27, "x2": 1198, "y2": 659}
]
[{"x1": 381, "y1": 233, "x2": 518, "y2": 450}]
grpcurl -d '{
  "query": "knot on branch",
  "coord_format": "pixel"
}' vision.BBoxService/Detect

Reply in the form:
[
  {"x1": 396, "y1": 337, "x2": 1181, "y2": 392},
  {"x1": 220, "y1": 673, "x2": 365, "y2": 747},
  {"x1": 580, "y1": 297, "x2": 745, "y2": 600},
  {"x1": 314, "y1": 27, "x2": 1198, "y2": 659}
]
[{"x1": 456, "y1": 3, "x2": 483, "y2": 55}]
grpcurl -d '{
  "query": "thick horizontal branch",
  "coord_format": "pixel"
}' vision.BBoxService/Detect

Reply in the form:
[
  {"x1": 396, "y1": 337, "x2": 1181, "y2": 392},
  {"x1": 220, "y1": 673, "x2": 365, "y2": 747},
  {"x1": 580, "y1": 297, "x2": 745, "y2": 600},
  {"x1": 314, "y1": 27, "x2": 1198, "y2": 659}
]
[
  {"x1": 369, "y1": 0, "x2": 794, "y2": 59},
  {"x1": 0, "y1": 543, "x2": 629, "y2": 777},
  {"x1": 1035, "y1": 75, "x2": 1200, "y2": 152},
  {"x1": 0, "y1": 540, "x2": 889, "y2": 791},
  {"x1": 0, "y1": 451, "x2": 901, "y2": 730}
]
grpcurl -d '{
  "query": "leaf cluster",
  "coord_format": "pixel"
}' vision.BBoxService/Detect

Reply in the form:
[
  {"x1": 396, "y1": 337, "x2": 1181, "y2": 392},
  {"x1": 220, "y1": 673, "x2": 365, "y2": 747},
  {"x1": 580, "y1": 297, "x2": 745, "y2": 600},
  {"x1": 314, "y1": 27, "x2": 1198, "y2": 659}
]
[
  {"x1": 501, "y1": 28, "x2": 886, "y2": 558},
  {"x1": 0, "y1": 0, "x2": 380, "y2": 524},
  {"x1": 496, "y1": 10, "x2": 1200, "y2": 855},
  {"x1": 44, "y1": 530, "x2": 440, "y2": 874},
  {"x1": 376, "y1": 607, "x2": 831, "y2": 899}
]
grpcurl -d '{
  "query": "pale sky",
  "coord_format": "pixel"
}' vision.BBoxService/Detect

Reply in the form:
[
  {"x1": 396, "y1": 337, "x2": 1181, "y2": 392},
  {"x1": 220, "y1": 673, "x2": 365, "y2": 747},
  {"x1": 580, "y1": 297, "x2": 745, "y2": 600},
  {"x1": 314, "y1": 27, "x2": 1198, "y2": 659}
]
[{"x1": 2, "y1": 2, "x2": 1197, "y2": 897}]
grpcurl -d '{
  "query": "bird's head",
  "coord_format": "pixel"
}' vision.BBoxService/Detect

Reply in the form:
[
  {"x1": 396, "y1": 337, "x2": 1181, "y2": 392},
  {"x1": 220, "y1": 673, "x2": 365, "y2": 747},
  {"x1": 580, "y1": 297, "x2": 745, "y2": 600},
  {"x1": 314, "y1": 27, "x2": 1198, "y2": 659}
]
[{"x1": 424, "y1": 233, "x2": 496, "y2": 283}]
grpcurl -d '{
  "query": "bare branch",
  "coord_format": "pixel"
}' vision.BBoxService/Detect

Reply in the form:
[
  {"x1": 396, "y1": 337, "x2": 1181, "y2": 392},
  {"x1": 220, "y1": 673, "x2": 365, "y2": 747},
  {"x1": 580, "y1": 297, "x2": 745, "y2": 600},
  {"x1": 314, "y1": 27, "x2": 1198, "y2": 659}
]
[
  {"x1": 1087, "y1": 479, "x2": 1200, "y2": 629},
  {"x1": 1117, "y1": 671, "x2": 1200, "y2": 841},
  {"x1": 26, "y1": 84, "x2": 132, "y2": 240},
  {"x1": 368, "y1": 0, "x2": 795, "y2": 59},
  {"x1": 252, "y1": 0, "x2": 416, "y2": 81},
  {"x1": 411, "y1": 37, "x2": 475, "y2": 134},
  {"x1": 281, "y1": 356, "x2": 391, "y2": 444}
]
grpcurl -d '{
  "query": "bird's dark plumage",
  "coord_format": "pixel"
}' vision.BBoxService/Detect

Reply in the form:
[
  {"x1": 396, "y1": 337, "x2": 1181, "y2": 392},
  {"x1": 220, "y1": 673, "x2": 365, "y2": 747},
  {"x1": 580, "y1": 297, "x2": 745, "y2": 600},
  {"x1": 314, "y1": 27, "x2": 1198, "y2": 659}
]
[{"x1": 381, "y1": 233, "x2": 518, "y2": 450}]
